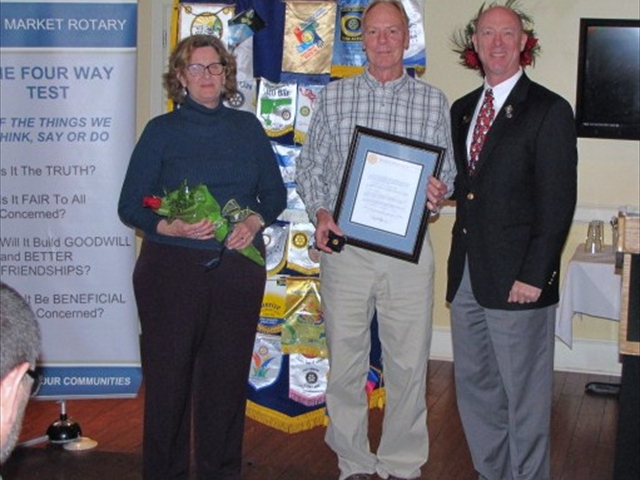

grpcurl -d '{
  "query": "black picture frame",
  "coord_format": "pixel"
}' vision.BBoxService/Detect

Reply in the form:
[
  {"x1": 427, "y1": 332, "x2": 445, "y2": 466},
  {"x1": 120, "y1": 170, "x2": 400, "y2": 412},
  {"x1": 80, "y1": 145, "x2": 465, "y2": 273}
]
[{"x1": 333, "y1": 125, "x2": 444, "y2": 263}]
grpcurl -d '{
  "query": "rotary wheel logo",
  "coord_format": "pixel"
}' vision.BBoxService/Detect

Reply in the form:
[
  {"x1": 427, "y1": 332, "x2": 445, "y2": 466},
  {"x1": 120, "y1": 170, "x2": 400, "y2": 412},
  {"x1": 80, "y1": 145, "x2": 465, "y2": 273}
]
[
  {"x1": 227, "y1": 91, "x2": 245, "y2": 109},
  {"x1": 305, "y1": 372, "x2": 318, "y2": 384},
  {"x1": 292, "y1": 232, "x2": 308, "y2": 248},
  {"x1": 300, "y1": 106, "x2": 311, "y2": 117},
  {"x1": 263, "y1": 232, "x2": 272, "y2": 247},
  {"x1": 281, "y1": 109, "x2": 292, "y2": 121},
  {"x1": 341, "y1": 13, "x2": 362, "y2": 41}
]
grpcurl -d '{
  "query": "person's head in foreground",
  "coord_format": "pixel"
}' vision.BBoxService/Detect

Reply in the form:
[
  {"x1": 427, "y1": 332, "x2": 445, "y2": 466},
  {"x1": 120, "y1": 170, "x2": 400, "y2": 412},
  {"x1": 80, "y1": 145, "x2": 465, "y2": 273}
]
[{"x1": 0, "y1": 282, "x2": 41, "y2": 464}]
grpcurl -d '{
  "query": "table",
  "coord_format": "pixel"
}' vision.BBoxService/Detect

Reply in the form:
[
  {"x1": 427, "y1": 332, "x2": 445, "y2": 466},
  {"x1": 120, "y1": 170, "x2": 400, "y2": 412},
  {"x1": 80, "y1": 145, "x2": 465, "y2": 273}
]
[{"x1": 556, "y1": 244, "x2": 622, "y2": 348}]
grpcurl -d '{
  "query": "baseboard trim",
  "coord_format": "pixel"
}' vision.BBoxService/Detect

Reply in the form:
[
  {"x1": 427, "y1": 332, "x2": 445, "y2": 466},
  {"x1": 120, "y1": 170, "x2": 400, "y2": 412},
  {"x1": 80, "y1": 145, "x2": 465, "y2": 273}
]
[{"x1": 429, "y1": 326, "x2": 622, "y2": 376}]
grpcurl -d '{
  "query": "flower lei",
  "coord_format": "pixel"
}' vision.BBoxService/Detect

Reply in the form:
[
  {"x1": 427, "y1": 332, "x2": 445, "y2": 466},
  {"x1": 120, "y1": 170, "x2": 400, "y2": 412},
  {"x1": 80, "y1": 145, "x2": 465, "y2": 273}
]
[{"x1": 451, "y1": 0, "x2": 541, "y2": 75}]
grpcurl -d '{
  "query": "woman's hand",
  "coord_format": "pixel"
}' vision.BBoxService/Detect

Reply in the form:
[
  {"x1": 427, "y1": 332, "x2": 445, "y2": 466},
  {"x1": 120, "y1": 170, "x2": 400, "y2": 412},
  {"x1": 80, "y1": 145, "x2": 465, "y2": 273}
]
[
  {"x1": 157, "y1": 218, "x2": 215, "y2": 240},
  {"x1": 226, "y1": 214, "x2": 263, "y2": 250}
]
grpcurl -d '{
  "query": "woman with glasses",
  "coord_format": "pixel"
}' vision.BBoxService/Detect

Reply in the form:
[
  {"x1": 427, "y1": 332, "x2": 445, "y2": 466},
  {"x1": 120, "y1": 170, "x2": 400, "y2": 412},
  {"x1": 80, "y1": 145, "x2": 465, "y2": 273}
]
[{"x1": 118, "y1": 34, "x2": 286, "y2": 480}]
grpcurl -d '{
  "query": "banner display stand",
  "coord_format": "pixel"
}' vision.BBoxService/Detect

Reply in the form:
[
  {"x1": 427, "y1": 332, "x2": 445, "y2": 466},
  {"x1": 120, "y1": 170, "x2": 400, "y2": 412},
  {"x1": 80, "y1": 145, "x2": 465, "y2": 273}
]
[
  {"x1": 166, "y1": 0, "x2": 429, "y2": 432},
  {"x1": 0, "y1": 1, "x2": 142, "y2": 403}
]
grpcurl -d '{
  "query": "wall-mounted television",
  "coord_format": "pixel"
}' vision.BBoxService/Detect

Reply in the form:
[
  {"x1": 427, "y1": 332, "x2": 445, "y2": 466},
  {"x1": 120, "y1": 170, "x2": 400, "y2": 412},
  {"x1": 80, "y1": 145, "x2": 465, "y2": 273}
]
[{"x1": 575, "y1": 18, "x2": 640, "y2": 141}]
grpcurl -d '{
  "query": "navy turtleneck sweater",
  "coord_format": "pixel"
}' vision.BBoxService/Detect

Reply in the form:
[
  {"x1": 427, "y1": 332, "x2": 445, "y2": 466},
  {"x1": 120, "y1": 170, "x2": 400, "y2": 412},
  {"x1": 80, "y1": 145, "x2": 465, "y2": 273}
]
[{"x1": 118, "y1": 96, "x2": 286, "y2": 250}]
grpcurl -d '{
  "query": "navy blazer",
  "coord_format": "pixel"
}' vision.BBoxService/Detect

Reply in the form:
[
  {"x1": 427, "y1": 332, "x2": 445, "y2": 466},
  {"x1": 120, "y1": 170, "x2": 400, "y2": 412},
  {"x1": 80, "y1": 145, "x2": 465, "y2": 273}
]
[{"x1": 446, "y1": 74, "x2": 578, "y2": 310}]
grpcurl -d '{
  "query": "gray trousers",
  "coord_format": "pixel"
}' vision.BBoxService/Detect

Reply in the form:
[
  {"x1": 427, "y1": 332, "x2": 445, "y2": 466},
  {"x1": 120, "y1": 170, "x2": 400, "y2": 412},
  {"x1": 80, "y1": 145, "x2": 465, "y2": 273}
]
[
  {"x1": 321, "y1": 238, "x2": 435, "y2": 480},
  {"x1": 450, "y1": 261, "x2": 555, "y2": 480}
]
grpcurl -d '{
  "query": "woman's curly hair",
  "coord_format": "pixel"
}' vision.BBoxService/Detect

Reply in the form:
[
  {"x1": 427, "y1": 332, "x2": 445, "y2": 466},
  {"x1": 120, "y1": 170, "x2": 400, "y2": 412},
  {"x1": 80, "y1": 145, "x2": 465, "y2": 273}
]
[{"x1": 163, "y1": 34, "x2": 238, "y2": 105}]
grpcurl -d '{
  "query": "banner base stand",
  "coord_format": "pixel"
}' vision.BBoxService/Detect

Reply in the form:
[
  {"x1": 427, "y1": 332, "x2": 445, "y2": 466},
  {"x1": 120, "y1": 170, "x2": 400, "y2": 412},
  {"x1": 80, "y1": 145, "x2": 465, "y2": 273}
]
[{"x1": 46, "y1": 400, "x2": 82, "y2": 444}]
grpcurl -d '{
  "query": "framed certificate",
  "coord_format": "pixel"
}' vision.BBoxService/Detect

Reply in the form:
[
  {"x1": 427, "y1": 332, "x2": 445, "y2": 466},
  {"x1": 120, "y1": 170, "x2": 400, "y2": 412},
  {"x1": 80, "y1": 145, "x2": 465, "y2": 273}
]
[{"x1": 333, "y1": 125, "x2": 445, "y2": 263}]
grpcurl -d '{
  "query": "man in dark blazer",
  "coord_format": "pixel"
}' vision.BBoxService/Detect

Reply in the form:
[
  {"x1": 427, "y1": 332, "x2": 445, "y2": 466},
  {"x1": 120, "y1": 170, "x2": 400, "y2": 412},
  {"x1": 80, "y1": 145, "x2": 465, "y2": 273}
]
[{"x1": 446, "y1": 5, "x2": 577, "y2": 480}]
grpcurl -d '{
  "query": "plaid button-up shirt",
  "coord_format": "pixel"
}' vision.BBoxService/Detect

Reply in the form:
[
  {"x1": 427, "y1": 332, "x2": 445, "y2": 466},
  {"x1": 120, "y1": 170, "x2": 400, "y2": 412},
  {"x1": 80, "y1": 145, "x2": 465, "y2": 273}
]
[{"x1": 296, "y1": 70, "x2": 456, "y2": 222}]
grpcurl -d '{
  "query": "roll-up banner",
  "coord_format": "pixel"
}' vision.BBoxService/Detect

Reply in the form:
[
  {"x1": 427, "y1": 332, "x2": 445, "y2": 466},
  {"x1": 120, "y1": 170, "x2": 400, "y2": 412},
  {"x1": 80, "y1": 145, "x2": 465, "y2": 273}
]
[{"x1": 0, "y1": 0, "x2": 142, "y2": 399}]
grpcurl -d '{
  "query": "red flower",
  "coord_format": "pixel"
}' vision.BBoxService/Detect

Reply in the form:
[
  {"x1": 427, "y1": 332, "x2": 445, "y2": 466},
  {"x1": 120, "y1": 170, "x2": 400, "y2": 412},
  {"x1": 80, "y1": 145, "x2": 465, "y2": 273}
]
[
  {"x1": 142, "y1": 196, "x2": 162, "y2": 210},
  {"x1": 464, "y1": 48, "x2": 481, "y2": 69},
  {"x1": 525, "y1": 35, "x2": 538, "y2": 51},
  {"x1": 520, "y1": 34, "x2": 539, "y2": 67},
  {"x1": 521, "y1": 51, "x2": 534, "y2": 67}
]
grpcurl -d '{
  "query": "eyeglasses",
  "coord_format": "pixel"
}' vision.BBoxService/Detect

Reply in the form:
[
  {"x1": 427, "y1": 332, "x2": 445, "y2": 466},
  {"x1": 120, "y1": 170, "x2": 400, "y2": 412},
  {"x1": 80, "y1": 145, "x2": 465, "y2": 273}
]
[
  {"x1": 25, "y1": 368, "x2": 42, "y2": 397},
  {"x1": 186, "y1": 62, "x2": 225, "y2": 77}
]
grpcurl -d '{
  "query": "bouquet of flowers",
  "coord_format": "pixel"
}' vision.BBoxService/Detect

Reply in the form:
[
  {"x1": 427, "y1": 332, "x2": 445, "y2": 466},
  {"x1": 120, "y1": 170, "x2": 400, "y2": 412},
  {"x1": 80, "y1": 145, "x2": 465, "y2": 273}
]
[{"x1": 143, "y1": 181, "x2": 265, "y2": 267}]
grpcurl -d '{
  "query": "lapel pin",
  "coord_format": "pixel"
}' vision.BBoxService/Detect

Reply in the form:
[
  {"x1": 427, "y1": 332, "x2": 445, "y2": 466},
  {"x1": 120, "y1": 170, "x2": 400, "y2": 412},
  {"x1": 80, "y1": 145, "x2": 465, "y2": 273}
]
[{"x1": 505, "y1": 105, "x2": 514, "y2": 118}]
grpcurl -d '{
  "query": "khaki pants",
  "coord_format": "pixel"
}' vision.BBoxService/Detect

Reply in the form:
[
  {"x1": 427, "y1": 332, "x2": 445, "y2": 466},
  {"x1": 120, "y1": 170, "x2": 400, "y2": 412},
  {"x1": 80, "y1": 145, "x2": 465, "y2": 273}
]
[{"x1": 320, "y1": 237, "x2": 435, "y2": 480}]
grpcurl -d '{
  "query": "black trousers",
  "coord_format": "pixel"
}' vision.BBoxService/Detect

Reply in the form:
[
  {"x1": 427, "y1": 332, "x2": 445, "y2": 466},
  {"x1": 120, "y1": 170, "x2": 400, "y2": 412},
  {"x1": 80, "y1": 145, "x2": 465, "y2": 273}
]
[{"x1": 133, "y1": 240, "x2": 265, "y2": 480}]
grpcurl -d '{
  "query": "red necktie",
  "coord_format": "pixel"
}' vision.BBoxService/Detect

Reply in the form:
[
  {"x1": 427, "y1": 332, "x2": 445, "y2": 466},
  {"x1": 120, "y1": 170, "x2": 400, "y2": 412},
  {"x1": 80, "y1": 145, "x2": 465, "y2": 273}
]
[{"x1": 468, "y1": 88, "x2": 494, "y2": 176}]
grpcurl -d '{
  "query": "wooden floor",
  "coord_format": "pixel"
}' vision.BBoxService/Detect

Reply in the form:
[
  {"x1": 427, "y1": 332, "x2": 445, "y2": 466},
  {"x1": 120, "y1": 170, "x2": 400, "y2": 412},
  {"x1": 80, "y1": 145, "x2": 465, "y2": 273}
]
[{"x1": 1, "y1": 360, "x2": 621, "y2": 480}]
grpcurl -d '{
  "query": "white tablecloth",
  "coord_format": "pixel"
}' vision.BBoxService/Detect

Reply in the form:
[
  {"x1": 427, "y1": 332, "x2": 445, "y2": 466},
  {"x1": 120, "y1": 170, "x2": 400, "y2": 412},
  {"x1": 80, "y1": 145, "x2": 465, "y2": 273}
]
[{"x1": 555, "y1": 245, "x2": 622, "y2": 347}]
